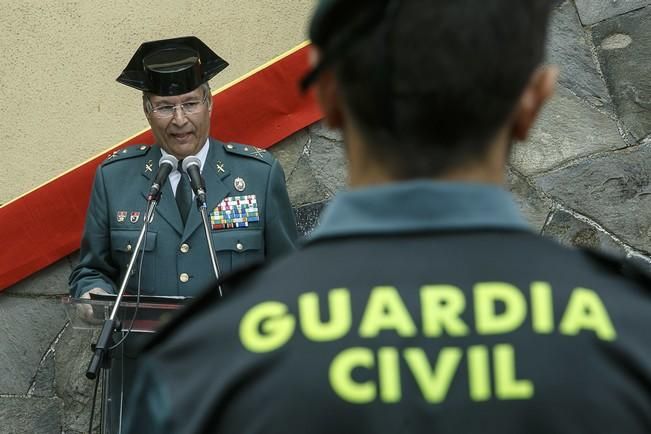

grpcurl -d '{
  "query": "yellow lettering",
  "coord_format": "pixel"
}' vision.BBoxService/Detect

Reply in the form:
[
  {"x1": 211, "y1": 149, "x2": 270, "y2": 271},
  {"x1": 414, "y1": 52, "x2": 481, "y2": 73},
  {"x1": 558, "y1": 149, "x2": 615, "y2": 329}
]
[
  {"x1": 359, "y1": 286, "x2": 417, "y2": 338},
  {"x1": 378, "y1": 347, "x2": 401, "y2": 403},
  {"x1": 467, "y1": 345, "x2": 491, "y2": 401},
  {"x1": 494, "y1": 344, "x2": 533, "y2": 399},
  {"x1": 299, "y1": 289, "x2": 352, "y2": 342},
  {"x1": 421, "y1": 285, "x2": 469, "y2": 337},
  {"x1": 404, "y1": 347, "x2": 462, "y2": 403},
  {"x1": 330, "y1": 347, "x2": 376, "y2": 403},
  {"x1": 530, "y1": 281, "x2": 554, "y2": 334},
  {"x1": 475, "y1": 282, "x2": 527, "y2": 335},
  {"x1": 239, "y1": 302, "x2": 295, "y2": 353},
  {"x1": 559, "y1": 288, "x2": 616, "y2": 341}
]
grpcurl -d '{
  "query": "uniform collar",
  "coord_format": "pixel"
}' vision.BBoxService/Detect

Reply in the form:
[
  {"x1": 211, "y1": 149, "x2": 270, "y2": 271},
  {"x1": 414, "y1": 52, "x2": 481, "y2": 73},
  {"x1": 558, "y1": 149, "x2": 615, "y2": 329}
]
[
  {"x1": 308, "y1": 180, "x2": 531, "y2": 242},
  {"x1": 160, "y1": 138, "x2": 210, "y2": 173}
]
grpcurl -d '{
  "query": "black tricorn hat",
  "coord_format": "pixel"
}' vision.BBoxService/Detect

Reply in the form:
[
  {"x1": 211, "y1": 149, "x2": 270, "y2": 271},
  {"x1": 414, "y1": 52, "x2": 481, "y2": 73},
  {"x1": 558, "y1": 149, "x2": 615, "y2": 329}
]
[
  {"x1": 116, "y1": 36, "x2": 229, "y2": 96},
  {"x1": 300, "y1": 0, "x2": 389, "y2": 90}
]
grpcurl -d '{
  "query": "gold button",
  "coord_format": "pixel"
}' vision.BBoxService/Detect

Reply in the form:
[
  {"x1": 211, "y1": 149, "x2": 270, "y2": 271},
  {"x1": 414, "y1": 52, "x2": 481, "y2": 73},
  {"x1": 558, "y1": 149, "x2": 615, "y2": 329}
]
[
  {"x1": 227, "y1": 144, "x2": 234, "y2": 149},
  {"x1": 126, "y1": 243, "x2": 132, "y2": 252},
  {"x1": 243, "y1": 147, "x2": 249, "y2": 151},
  {"x1": 180, "y1": 243, "x2": 190, "y2": 253},
  {"x1": 236, "y1": 242, "x2": 244, "y2": 251},
  {"x1": 179, "y1": 273, "x2": 190, "y2": 283}
]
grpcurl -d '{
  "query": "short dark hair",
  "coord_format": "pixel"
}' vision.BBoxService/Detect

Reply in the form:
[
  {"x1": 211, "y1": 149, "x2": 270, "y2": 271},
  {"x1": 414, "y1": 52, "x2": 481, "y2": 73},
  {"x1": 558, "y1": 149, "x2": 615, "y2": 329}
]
[{"x1": 318, "y1": 0, "x2": 552, "y2": 178}]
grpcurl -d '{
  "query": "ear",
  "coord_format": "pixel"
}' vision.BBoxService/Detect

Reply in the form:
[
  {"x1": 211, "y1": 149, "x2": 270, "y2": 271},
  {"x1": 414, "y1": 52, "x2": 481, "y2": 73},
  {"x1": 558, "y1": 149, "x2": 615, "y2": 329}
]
[
  {"x1": 510, "y1": 66, "x2": 558, "y2": 141},
  {"x1": 310, "y1": 47, "x2": 345, "y2": 129}
]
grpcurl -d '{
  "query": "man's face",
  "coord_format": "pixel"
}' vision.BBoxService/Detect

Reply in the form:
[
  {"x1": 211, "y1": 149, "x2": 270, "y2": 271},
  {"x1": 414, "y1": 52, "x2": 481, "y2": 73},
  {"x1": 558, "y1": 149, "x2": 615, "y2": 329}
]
[{"x1": 145, "y1": 86, "x2": 212, "y2": 160}]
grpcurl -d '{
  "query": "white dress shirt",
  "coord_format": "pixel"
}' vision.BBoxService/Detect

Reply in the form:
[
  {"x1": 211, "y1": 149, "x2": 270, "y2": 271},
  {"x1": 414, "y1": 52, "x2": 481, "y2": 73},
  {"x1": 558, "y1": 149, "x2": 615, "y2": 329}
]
[{"x1": 160, "y1": 138, "x2": 210, "y2": 197}]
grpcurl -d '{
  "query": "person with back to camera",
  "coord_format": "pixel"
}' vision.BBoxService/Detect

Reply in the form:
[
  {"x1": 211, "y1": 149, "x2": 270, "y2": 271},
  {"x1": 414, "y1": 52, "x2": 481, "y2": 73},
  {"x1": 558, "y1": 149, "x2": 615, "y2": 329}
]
[{"x1": 125, "y1": 2, "x2": 651, "y2": 433}]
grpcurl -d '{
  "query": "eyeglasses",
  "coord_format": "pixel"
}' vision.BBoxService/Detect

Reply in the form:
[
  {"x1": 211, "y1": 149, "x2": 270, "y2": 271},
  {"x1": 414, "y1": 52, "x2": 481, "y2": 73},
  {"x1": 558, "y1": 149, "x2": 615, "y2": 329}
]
[{"x1": 148, "y1": 94, "x2": 209, "y2": 118}]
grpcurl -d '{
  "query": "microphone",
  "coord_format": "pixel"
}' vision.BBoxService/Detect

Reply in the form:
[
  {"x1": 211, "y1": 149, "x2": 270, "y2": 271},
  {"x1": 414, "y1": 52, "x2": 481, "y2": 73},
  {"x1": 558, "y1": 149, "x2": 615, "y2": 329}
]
[
  {"x1": 182, "y1": 156, "x2": 207, "y2": 205},
  {"x1": 147, "y1": 154, "x2": 178, "y2": 201}
]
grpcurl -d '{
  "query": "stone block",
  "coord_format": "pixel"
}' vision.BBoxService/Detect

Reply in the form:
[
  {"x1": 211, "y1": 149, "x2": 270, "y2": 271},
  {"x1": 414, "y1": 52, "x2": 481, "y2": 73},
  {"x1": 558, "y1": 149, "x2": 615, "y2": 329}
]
[
  {"x1": 30, "y1": 349, "x2": 56, "y2": 398},
  {"x1": 575, "y1": 0, "x2": 649, "y2": 25},
  {"x1": 269, "y1": 128, "x2": 310, "y2": 179},
  {"x1": 511, "y1": 86, "x2": 626, "y2": 175},
  {"x1": 506, "y1": 169, "x2": 553, "y2": 232},
  {"x1": 593, "y1": 7, "x2": 651, "y2": 140},
  {"x1": 286, "y1": 155, "x2": 333, "y2": 207},
  {"x1": 0, "y1": 397, "x2": 62, "y2": 434},
  {"x1": 0, "y1": 296, "x2": 67, "y2": 394},
  {"x1": 294, "y1": 201, "x2": 328, "y2": 237},
  {"x1": 6, "y1": 258, "x2": 71, "y2": 296},
  {"x1": 542, "y1": 209, "x2": 626, "y2": 256},
  {"x1": 309, "y1": 121, "x2": 343, "y2": 142},
  {"x1": 535, "y1": 142, "x2": 651, "y2": 253},
  {"x1": 55, "y1": 325, "x2": 101, "y2": 434},
  {"x1": 308, "y1": 132, "x2": 347, "y2": 194},
  {"x1": 547, "y1": 1, "x2": 613, "y2": 110}
]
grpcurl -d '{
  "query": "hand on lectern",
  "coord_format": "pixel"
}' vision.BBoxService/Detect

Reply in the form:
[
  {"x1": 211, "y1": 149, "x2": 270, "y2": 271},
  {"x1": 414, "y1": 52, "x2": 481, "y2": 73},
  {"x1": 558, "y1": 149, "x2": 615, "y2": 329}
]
[{"x1": 78, "y1": 287, "x2": 110, "y2": 324}]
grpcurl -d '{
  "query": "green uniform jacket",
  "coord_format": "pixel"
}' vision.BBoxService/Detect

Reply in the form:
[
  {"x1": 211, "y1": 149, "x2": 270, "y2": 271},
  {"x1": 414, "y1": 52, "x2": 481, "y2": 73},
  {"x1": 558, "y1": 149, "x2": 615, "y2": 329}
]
[{"x1": 69, "y1": 138, "x2": 297, "y2": 298}]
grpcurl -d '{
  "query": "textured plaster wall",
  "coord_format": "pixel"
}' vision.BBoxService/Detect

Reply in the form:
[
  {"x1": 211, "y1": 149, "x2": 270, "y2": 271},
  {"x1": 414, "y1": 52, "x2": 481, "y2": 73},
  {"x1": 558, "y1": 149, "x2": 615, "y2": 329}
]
[{"x1": 0, "y1": 0, "x2": 314, "y2": 205}]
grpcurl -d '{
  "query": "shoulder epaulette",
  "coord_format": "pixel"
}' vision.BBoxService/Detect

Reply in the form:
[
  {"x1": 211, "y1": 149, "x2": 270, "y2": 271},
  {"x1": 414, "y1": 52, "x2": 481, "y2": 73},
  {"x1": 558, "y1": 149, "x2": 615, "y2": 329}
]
[
  {"x1": 102, "y1": 144, "x2": 151, "y2": 166},
  {"x1": 223, "y1": 142, "x2": 274, "y2": 166},
  {"x1": 582, "y1": 248, "x2": 651, "y2": 290}
]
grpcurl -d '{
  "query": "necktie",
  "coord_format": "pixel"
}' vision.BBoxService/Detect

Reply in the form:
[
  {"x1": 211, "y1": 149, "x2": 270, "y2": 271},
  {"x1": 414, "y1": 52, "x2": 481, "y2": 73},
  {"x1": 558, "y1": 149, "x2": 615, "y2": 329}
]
[{"x1": 176, "y1": 161, "x2": 192, "y2": 225}]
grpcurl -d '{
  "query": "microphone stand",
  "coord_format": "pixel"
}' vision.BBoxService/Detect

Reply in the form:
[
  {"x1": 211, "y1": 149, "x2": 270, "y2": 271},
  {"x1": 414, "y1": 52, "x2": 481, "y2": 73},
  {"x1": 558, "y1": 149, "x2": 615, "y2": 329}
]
[
  {"x1": 86, "y1": 197, "x2": 159, "y2": 380},
  {"x1": 197, "y1": 196, "x2": 223, "y2": 297},
  {"x1": 182, "y1": 157, "x2": 223, "y2": 297}
]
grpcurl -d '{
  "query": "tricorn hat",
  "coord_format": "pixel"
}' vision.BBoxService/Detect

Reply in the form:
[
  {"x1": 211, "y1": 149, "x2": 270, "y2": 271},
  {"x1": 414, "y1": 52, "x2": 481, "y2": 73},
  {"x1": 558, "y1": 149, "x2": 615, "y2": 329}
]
[
  {"x1": 117, "y1": 36, "x2": 228, "y2": 96},
  {"x1": 301, "y1": 0, "x2": 389, "y2": 90}
]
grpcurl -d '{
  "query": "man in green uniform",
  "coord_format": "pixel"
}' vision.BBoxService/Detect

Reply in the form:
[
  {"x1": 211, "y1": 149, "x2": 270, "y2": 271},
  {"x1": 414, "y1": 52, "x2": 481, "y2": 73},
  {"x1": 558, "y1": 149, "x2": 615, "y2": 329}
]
[
  {"x1": 70, "y1": 36, "x2": 297, "y2": 300},
  {"x1": 125, "y1": 2, "x2": 651, "y2": 433},
  {"x1": 69, "y1": 36, "x2": 297, "y2": 431}
]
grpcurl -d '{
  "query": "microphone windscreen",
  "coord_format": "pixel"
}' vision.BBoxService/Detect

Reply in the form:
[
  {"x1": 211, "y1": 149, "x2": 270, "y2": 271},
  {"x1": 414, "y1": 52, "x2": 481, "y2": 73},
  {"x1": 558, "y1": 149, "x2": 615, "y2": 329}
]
[
  {"x1": 159, "y1": 154, "x2": 179, "y2": 169},
  {"x1": 181, "y1": 155, "x2": 201, "y2": 172}
]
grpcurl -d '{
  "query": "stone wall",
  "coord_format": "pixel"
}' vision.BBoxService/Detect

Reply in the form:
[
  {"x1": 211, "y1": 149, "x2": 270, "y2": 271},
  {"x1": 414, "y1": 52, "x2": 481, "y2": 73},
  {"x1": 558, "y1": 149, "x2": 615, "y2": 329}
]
[{"x1": 1, "y1": 2, "x2": 650, "y2": 432}]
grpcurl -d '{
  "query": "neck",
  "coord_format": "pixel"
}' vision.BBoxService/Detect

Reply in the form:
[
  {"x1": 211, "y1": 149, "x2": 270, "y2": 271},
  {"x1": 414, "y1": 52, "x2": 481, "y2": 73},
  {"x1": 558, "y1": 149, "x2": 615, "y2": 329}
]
[
  {"x1": 348, "y1": 161, "x2": 507, "y2": 188},
  {"x1": 346, "y1": 131, "x2": 510, "y2": 189}
]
